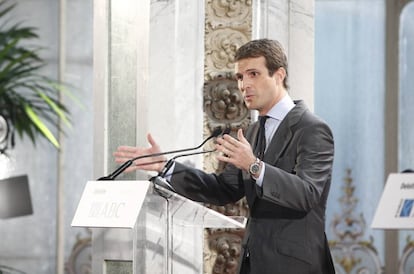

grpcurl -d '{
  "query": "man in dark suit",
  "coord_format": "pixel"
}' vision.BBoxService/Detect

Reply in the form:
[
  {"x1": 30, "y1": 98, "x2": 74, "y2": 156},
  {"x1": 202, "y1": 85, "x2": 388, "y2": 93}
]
[{"x1": 114, "y1": 39, "x2": 335, "y2": 274}]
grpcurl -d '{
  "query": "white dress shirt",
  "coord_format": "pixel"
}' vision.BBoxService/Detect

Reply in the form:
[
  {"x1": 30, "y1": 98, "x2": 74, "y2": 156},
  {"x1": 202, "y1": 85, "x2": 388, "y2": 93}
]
[{"x1": 254, "y1": 94, "x2": 295, "y2": 186}]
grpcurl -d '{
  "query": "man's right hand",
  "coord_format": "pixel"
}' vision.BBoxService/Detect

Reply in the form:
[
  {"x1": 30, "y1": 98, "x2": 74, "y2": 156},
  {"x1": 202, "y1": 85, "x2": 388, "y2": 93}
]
[{"x1": 113, "y1": 133, "x2": 166, "y2": 173}]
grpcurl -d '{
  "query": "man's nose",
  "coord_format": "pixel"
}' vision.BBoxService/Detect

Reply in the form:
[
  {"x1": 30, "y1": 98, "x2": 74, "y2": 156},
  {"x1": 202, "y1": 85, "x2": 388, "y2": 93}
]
[
  {"x1": 240, "y1": 79, "x2": 250, "y2": 92},
  {"x1": 239, "y1": 80, "x2": 245, "y2": 91}
]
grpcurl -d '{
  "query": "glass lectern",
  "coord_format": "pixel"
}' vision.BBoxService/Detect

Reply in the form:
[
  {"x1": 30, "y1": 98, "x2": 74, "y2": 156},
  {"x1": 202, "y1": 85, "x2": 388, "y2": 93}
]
[{"x1": 72, "y1": 180, "x2": 245, "y2": 274}]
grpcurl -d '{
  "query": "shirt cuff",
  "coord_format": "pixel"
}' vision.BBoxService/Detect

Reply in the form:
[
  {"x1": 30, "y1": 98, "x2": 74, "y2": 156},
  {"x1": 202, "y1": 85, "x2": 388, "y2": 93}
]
[{"x1": 163, "y1": 161, "x2": 175, "y2": 181}]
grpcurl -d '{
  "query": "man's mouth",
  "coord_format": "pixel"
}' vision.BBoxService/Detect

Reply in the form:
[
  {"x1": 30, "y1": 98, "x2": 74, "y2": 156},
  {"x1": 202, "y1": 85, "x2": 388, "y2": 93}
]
[{"x1": 244, "y1": 94, "x2": 254, "y2": 100}]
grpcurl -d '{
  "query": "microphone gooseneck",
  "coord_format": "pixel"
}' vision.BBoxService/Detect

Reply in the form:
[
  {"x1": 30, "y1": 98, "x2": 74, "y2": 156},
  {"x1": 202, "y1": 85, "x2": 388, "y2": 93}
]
[
  {"x1": 158, "y1": 149, "x2": 216, "y2": 177},
  {"x1": 98, "y1": 126, "x2": 225, "y2": 180}
]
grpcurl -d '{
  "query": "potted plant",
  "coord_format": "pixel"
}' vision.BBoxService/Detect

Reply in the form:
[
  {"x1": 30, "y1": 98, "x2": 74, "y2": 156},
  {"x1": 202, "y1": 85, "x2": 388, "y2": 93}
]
[{"x1": 0, "y1": 0, "x2": 73, "y2": 154}]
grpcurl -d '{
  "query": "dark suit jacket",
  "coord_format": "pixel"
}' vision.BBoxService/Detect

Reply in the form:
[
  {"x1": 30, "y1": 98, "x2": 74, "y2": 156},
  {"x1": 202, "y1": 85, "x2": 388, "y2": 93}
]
[{"x1": 170, "y1": 100, "x2": 335, "y2": 274}]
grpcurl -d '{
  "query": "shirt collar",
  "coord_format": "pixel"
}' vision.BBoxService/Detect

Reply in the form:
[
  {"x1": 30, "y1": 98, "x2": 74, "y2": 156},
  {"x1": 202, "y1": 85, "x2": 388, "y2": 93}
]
[{"x1": 266, "y1": 94, "x2": 295, "y2": 121}]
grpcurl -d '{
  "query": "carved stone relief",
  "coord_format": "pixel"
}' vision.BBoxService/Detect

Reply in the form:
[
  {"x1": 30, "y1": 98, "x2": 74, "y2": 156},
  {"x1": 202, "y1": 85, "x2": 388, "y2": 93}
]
[
  {"x1": 203, "y1": 0, "x2": 252, "y2": 141},
  {"x1": 205, "y1": 31, "x2": 249, "y2": 80},
  {"x1": 400, "y1": 236, "x2": 414, "y2": 274},
  {"x1": 329, "y1": 169, "x2": 383, "y2": 273},
  {"x1": 203, "y1": 73, "x2": 250, "y2": 130},
  {"x1": 203, "y1": 1, "x2": 252, "y2": 274},
  {"x1": 205, "y1": 228, "x2": 245, "y2": 274},
  {"x1": 65, "y1": 228, "x2": 92, "y2": 274}
]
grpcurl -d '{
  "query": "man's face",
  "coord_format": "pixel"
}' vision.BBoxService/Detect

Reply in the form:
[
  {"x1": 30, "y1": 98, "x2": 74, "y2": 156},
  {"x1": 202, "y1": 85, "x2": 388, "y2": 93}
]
[{"x1": 235, "y1": 56, "x2": 286, "y2": 115}]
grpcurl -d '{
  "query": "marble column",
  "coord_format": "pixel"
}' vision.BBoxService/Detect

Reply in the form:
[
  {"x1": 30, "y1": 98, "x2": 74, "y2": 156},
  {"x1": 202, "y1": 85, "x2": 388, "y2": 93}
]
[
  {"x1": 254, "y1": 0, "x2": 315, "y2": 110},
  {"x1": 92, "y1": 0, "x2": 150, "y2": 273}
]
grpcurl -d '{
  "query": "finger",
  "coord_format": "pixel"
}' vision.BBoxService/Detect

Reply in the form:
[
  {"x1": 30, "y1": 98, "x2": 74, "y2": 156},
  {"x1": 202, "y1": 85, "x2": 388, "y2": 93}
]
[
  {"x1": 215, "y1": 136, "x2": 225, "y2": 147},
  {"x1": 237, "y1": 128, "x2": 249, "y2": 144},
  {"x1": 114, "y1": 157, "x2": 133, "y2": 165},
  {"x1": 116, "y1": 145, "x2": 138, "y2": 153},
  {"x1": 147, "y1": 133, "x2": 158, "y2": 148},
  {"x1": 214, "y1": 142, "x2": 228, "y2": 157},
  {"x1": 114, "y1": 148, "x2": 139, "y2": 158},
  {"x1": 216, "y1": 153, "x2": 232, "y2": 164},
  {"x1": 222, "y1": 132, "x2": 237, "y2": 141},
  {"x1": 124, "y1": 167, "x2": 136, "y2": 173},
  {"x1": 222, "y1": 134, "x2": 238, "y2": 145},
  {"x1": 215, "y1": 137, "x2": 228, "y2": 152},
  {"x1": 222, "y1": 147, "x2": 232, "y2": 157},
  {"x1": 220, "y1": 136, "x2": 240, "y2": 152},
  {"x1": 113, "y1": 151, "x2": 131, "y2": 158}
]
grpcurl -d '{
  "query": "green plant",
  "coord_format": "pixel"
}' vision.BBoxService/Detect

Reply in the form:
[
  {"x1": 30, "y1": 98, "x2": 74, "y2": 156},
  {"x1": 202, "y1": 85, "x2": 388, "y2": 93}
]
[{"x1": 0, "y1": 0, "x2": 72, "y2": 153}]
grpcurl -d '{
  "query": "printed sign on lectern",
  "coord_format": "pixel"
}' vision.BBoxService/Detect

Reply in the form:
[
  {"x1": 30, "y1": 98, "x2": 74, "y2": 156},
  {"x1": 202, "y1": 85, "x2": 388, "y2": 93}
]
[
  {"x1": 71, "y1": 180, "x2": 151, "y2": 228},
  {"x1": 371, "y1": 173, "x2": 414, "y2": 229}
]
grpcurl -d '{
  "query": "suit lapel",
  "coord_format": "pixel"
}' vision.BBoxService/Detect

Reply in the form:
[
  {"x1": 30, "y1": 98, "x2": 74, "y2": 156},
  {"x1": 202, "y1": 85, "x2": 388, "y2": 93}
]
[
  {"x1": 263, "y1": 100, "x2": 306, "y2": 164},
  {"x1": 242, "y1": 101, "x2": 307, "y2": 207}
]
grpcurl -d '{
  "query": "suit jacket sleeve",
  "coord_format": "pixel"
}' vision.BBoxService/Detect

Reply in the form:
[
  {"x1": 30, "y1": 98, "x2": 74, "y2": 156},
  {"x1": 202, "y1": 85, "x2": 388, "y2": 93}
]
[{"x1": 170, "y1": 161, "x2": 245, "y2": 205}]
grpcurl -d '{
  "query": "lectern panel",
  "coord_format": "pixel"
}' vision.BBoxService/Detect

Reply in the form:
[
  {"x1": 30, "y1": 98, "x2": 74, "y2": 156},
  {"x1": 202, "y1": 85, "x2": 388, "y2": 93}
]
[
  {"x1": 132, "y1": 183, "x2": 245, "y2": 274},
  {"x1": 104, "y1": 260, "x2": 132, "y2": 274},
  {"x1": 134, "y1": 188, "x2": 167, "y2": 274}
]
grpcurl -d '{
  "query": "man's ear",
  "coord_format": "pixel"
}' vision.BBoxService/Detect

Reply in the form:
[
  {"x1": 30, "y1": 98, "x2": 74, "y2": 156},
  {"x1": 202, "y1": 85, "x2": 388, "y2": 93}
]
[{"x1": 274, "y1": 67, "x2": 286, "y2": 84}]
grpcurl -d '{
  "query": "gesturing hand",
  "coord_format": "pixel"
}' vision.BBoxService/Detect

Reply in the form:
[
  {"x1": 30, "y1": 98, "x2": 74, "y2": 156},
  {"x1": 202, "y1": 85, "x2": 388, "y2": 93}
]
[
  {"x1": 113, "y1": 133, "x2": 167, "y2": 173},
  {"x1": 215, "y1": 128, "x2": 256, "y2": 172}
]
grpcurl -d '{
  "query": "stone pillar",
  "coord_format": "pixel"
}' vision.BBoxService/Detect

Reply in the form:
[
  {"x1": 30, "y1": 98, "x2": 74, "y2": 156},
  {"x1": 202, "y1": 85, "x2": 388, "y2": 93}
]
[
  {"x1": 384, "y1": 1, "x2": 411, "y2": 273},
  {"x1": 92, "y1": 0, "x2": 150, "y2": 273},
  {"x1": 254, "y1": 0, "x2": 315, "y2": 109},
  {"x1": 93, "y1": 0, "x2": 150, "y2": 181}
]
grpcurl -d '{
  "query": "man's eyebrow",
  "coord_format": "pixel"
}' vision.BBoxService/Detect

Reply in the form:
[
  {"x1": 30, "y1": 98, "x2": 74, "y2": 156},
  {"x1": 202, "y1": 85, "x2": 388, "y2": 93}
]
[{"x1": 235, "y1": 68, "x2": 258, "y2": 74}]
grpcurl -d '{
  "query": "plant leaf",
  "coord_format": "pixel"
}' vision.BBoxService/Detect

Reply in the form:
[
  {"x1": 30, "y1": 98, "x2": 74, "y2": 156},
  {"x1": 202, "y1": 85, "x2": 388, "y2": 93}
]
[
  {"x1": 24, "y1": 103, "x2": 60, "y2": 148},
  {"x1": 0, "y1": 1, "x2": 77, "y2": 151},
  {"x1": 36, "y1": 89, "x2": 71, "y2": 128}
]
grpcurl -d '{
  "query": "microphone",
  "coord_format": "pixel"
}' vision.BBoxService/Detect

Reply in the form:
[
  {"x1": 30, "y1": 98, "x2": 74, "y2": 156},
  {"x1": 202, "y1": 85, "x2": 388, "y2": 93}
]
[
  {"x1": 158, "y1": 127, "x2": 231, "y2": 180},
  {"x1": 151, "y1": 148, "x2": 216, "y2": 192},
  {"x1": 98, "y1": 126, "x2": 226, "y2": 180}
]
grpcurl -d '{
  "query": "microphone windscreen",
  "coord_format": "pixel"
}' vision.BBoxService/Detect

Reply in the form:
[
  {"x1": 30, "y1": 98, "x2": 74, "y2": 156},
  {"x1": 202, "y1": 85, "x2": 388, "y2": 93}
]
[
  {"x1": 223, "y1": 127, "x2": 231, "y2": 135},
  {"x1": 211, "y1": 126, "x2": 223, "y2": 137}
]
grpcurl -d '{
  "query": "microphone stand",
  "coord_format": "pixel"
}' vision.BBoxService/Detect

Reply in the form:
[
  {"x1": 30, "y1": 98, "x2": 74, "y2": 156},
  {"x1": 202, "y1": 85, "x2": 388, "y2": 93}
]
[{"x1": 98, "y1": 127, "x2": 224, "y2": 180}]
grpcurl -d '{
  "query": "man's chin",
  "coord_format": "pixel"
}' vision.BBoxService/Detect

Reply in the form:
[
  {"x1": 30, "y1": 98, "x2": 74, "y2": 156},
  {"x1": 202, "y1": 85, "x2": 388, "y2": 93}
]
[{"x1": 244, "y1": 101, "x2": 253, "y2": 109}]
